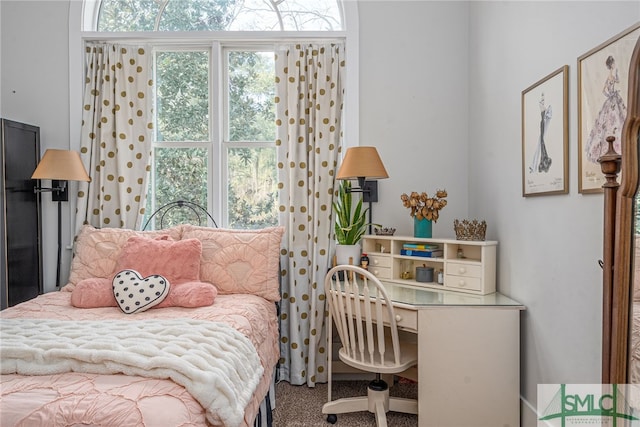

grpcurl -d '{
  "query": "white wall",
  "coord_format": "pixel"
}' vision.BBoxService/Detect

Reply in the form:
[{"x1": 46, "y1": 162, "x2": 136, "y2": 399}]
[
  {"x1": 467, "y1": 1, "x2": 640, "y2": 425},
  {"x1": 359, "y1": 1, "x2": 470, "y2": 238},
  {"x1": 1, "y1": 1, "x2": 72, "y2": 291}
]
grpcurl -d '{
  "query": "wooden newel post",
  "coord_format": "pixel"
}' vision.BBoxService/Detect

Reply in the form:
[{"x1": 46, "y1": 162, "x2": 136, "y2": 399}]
[{"x1": 598, "y1": 135, "x2": 622, "y2": 384}]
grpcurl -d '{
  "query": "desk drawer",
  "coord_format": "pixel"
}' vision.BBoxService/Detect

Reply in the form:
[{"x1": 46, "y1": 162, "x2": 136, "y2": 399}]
[
  {"x1": 394, "y1": 306, "x2": 418, "y2": 332},
  {"x1": 355, "y1": 301, "x2": 418, "y2": 333},
  {"x1": 370, "y1": 266, "x2": 391, "y2": 279},
  {"x1": 446, "y1": 262, "x2": 482, "y2": 278},
  {"x1": 381, "y1": 305, "x2": 417, "y2": 333},
  {"x1": 369, "y1": 255, "x2": 391, "y2": 268},
  {"x1": 445, "y1": 275, "x2": 482, "y2": 292}
]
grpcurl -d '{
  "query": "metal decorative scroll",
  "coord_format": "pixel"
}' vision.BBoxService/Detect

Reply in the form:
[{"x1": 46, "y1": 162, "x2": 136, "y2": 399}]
[{"x1": 142, "y1": 200, "x2": 218, "y2": 230}]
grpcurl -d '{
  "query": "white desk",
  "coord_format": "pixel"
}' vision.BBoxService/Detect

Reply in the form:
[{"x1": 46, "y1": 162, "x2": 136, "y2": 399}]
[{"x1": 378, "y1": 282, "x2": 524, "y2": 427}]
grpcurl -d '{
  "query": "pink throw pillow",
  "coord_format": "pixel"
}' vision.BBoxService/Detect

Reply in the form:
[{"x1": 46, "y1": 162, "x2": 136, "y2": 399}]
[
  {"x1": 180, "y1": 225, "x2": 284, "y2": 302},
  {"x1": 65, "y1": 224, "x2": 183, "y2": 290},
  {"x1": 113, "y1": 236, "x2": 202, "y2": 285},
  {"x1": 157, "y1": 281, "x2": 217, "y2": 308},
  {"x1": 70, "y1": 278, "x2": 117, "y2": 308},
  {"x1": 71, "y1": 277, "x2": 217, "y2": 309}
]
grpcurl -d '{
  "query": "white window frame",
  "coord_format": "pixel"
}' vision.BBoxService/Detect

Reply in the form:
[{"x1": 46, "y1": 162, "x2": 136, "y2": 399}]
[
  {"x1": 221, "y1": 45, "x2": 277, "y2": 226},
  {"x1": 68, "y1": 0, "x2": 359, "y2": 228},
  {"x1": 150, "y1": 44, "x2": 218, "y2": 225}
]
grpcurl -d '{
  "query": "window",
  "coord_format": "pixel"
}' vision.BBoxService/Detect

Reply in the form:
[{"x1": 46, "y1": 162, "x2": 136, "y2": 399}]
[
  {"x1": 91, "y1": 0, "x2": 344, "y2": 229},
  {"x1": 97, "y1": 0, "x2": 343, "y2": 32},
  {"x1": 150, "y1": 47, "x2": 276, "y2": 229}
]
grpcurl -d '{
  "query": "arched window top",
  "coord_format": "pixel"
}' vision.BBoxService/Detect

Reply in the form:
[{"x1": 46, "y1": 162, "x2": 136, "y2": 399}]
[{"x1": 96, "y1": 0, "x2": 344, "y2": 32}]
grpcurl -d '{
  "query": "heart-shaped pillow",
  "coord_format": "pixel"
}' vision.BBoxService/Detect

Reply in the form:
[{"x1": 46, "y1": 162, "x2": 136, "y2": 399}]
[{"x1": 112, "y1": 269, "x2": 170, "y2": 314}]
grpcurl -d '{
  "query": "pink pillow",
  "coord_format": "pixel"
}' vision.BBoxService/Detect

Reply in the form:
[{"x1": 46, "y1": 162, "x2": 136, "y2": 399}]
[
  {"x1": 65, "y1": 224, "x2": 183, "y2": 291},
  {"x1": 70, "y1": 278, "x2": 117, "y2": 308},
  {"x1": 180, "y1": 225, "x2": 284, "y2": 302},
  {"x1": 113, "y1": 236, "x2": 202, "y2": 285},
  {"x1": 157, "y1": 281, "x2": 217, "y2": 308},
  {"x1": 71, "y1": 278, "x2": 217, "y2": 309}
]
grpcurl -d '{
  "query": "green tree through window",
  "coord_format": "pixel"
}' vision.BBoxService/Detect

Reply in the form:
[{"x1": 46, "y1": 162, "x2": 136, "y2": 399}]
[
  {"x1": 98, "y1": 0, "x2": 342, "y2": 32},
  {"x1": 96, "y1": 0, "x2": 342, "y2": 229}
]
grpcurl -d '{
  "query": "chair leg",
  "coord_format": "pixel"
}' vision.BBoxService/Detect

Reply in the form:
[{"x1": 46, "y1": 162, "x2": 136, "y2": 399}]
[
  {"x1": 368, "y1": 382, "x2": 390, "y2": 427},
  {"x1": 367, "y1": 386, "x2": 389, "y2": 414},
  {"x1": 322, "y1": 396, "x2": 369, "y2": 415},
  {"x1": 389, "y1": 397, "x2": 418, "y2": 415},
  {"x1": 373, "y1": 400, "x2": 388, "y2": 427}
]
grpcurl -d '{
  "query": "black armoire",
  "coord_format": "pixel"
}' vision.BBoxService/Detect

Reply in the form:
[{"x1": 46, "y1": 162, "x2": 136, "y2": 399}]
[{"x1": 1, "y1": 118, "x2": 43, "y2": 309}]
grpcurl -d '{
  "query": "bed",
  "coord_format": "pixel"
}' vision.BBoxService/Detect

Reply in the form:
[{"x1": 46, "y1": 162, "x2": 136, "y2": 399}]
[{"x1": 0, "y1": 223, "x2": 284, "y2": 427}]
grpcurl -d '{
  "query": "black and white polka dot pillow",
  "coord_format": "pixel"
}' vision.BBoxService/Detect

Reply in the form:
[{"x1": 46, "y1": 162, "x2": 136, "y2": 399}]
[{"x1": 112, "y1": 269, "x2": 170, "y2": 314}]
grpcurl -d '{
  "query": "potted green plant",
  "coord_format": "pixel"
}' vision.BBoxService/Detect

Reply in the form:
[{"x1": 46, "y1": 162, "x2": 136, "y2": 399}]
[{"x1": 333, "y1": 180, "x2": 368, "y2": 265}]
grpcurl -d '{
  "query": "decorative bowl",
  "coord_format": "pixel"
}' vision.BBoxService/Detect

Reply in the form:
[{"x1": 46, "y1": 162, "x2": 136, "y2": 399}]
[
  {"x1": 454, "y1": 219, "x2": 487, "y2": 241},
  {"x1": 374, "y1": 227, "x2": 396, "y2": 236}
]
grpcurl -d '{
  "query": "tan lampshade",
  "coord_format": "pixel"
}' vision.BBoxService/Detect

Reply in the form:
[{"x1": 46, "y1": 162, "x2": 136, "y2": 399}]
[
  {"x1": 336, "y1": 146, "x2": 389, "y2": 180},
  {"x1": 31, "y1": 149, "x2": 90, "y2": 182}
]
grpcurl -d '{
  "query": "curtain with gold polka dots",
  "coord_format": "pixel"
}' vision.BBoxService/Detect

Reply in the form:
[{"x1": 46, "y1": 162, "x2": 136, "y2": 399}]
[
  {"x1": 275, "y1": 43, "x2": 345, "y2": 386},
  {"x1": 75, "y1": 43, "x2": 153, "y2": 232}
]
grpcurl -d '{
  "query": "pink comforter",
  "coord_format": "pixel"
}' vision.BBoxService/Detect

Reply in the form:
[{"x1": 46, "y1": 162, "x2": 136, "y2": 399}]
[{"x1": 0, "y1": 291, "x2": 279, "y2": 427}]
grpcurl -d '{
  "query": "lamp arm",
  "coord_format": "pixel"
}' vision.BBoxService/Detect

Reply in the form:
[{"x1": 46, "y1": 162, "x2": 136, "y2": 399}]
[
  {"x1": 344, "y1": 182, "x2": 375, "y2": 234},
  {"x1": 33, "y1": 181, "x2": 67, "y2": 194}
]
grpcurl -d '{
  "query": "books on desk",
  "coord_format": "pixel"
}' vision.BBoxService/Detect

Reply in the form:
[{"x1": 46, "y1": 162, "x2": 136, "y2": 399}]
[
  {"x1": 400, "y1": 248, "x2": 443, "y2": 258},
  {"x1": 402, "y1": 243, "x2": 440, "y2": 250}
]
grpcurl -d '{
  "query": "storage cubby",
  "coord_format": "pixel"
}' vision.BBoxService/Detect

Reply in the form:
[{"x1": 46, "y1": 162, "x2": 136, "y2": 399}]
[{"x1": 361, "y1": 235, "x2": 497, "y2": 295}]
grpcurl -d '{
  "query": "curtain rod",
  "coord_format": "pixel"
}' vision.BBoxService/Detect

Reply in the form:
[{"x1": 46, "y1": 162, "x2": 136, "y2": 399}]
[{"x1": 81, "y1": 31, "x2": 346, "y2": 44}]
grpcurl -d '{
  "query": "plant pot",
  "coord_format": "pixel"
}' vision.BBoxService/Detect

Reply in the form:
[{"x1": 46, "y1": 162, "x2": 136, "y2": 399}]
[
  {"x1": 335, "y1": 244, "x2": 361, "y2": 266},
  {"x1": 414, "y1": 217, "x2": 432, "y2": 238}
]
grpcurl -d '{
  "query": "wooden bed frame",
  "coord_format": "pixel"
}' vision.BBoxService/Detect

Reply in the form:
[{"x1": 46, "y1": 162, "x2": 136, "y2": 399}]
[{"x1": 602, "y1": 34, "x2": 640, "y2": 384}]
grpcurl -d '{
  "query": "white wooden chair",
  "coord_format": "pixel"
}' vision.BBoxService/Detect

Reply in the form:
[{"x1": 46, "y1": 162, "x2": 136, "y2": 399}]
[{"x1": 322, "y1": 265, "x2": 418, "y2": 426}]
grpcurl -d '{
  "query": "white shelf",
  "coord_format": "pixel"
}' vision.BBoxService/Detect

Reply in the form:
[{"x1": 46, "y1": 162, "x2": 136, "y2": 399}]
[{"x1": 361, "y1": 235, "x2": 497, "y2": 295}]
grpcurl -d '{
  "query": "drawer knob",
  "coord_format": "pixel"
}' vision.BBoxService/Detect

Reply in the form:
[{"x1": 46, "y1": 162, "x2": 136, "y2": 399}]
[
  {"x1": 458, "y1": 280, "x2": 466, "y2": 287},
  {"x1": 458, "y1": 267, "x2": 467, "y2": 274},
  {"x1": 373, "y1": 269, "x2": 379, "y2": 275},
  {"x1": 395, "y1": 314, "x2": 402, "y2": 322},
  {"x1": 373, "y1": 259, "x2": 379, "y2": 265}
]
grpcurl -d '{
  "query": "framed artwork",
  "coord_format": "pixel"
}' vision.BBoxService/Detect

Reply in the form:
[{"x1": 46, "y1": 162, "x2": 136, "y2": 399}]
[
  {"x1": 522, "y1": 65, "x2": 569, "y2": 197},
  {"x1": 578, "y1": 22, "x2": 640, "y2": 194}
]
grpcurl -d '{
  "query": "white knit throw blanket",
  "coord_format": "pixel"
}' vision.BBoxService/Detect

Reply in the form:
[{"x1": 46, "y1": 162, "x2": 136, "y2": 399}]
[{"x1": 0, "y1": 318, "x2": 263, "y2": 427}]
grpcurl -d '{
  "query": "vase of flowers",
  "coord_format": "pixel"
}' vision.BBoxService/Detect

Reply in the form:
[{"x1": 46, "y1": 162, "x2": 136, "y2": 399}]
[
  {"x1": 413, "y1": 217, "x2": 432, "y2": 238},
  {"x1": 400, "y1": 190, "x2": 448, "y2": 238}
]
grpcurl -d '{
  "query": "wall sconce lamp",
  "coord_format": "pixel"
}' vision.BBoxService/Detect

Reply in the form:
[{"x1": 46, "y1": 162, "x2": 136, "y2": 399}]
[
  {"x1": 336, "y1": 146, "x2": 389, "y2": 234},
  {"x1": 32, "y1": 149, "x2": 90, "y2": 288}
]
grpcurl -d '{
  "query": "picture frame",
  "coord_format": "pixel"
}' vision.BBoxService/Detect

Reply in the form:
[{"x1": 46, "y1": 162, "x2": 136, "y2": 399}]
[
  {"x1": 522, "y1": 65, "x2": 569, "y2": 197},
  {"x1": 578, "y1": 22, "x2": 640, "y2": 194}
]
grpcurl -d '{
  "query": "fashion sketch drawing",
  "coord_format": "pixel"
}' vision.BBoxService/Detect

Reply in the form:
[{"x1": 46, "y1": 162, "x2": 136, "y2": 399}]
[
  {"x1": 584, "y1": 55, "x2": 627, "y2": 162},
  {"x1": 529, "y1": 92, "x2": 553, "y2": 174}
]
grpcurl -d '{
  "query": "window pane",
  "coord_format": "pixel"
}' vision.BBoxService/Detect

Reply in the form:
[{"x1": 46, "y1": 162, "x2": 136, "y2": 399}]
[
  {"x1": 98, "y1": 0, "x2": 159, "y2": 31},
  {"x1": 147, "y1": 147, "x2": 208, "y2": 229},
  {"x1": 228, "y1": 51, "x2": 275, "y2": 142},
  {"x1": 97, "y1": 0, "x2": 344, "y2": 32},
  {"x1": 230, "y1": 0, "x2": 343, "y2": 31},
  {"x1": 159, "y1": 0, "x2": 242, "y2": 31},
  {"x1": 227, "y1": 147, "x2": 277, "y2": 229},
  {"x1": 277, "y1": 0, "x2": 342, "y2": 30},
  {"x1": 156, "y1": 51, "x2": 210, "y2": 142}
]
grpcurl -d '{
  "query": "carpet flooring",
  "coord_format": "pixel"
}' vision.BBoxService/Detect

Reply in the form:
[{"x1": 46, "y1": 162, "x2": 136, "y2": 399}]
[{"x1": 272, "y1": 379, "x2": 418, "y2": 426}]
